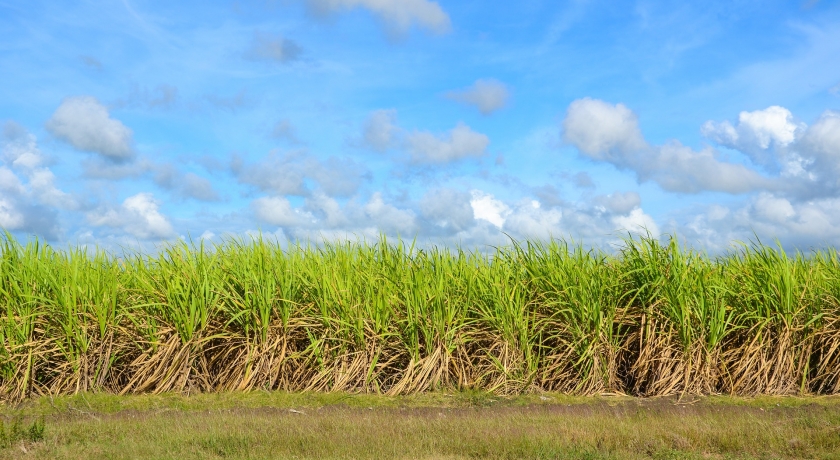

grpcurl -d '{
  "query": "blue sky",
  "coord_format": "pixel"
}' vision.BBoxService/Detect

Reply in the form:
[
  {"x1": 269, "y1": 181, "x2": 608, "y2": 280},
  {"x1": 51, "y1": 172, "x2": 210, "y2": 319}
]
[{"x1": 1, "y1": 0, "x2": 839, "y2": 251}]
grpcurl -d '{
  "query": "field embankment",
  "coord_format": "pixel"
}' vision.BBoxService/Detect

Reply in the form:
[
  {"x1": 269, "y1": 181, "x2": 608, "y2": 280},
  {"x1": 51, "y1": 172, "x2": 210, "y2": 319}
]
[{"x1": 2, "y1": 233, "x2": 840, "y2": 400}]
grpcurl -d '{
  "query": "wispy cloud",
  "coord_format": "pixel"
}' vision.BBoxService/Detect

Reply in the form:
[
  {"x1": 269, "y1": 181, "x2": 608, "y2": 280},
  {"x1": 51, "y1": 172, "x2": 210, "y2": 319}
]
[
  {"x1": 304, "y1": 0, "x2": 451, "y2": 36},
  {"x1": 446, "y1": 79, "x2": 510, "y2": 115},
  {"x1": 245, "y1": 33, "x2": 303, "y2": 64}
]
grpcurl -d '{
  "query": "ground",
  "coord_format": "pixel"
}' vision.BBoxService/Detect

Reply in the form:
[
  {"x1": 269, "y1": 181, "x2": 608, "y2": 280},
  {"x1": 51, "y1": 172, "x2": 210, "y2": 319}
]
[{"x1": 2, "y1": 392, "x2": 839, "y2": 459}]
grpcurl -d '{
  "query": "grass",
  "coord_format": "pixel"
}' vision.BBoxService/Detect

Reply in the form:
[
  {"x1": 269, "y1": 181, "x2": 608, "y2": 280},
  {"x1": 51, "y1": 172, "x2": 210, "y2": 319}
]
[
  {"x1": 2, "y1": 391, "x2": 840, "y2": 459},
  {"x1": 2, "y1": 232, "x2": 840, "y2": 401}
]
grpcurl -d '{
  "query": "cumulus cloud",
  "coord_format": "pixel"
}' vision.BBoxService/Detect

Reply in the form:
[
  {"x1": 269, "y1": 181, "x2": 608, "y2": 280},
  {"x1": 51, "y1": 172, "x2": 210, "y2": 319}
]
[
  {"x1": 252, "y1": 192, "x2": 418, "y2": 238},
  {"x1": 406, "y1": 123, "x2": 489, "y2": 164},
  {"x1": 420, "y1": 188, "x2": 475, "y2": 233},
  {"x1": 562, "y1": 98, "x2": 771, "y2": 194},
  {"x1": 26, "y1": 168, "x2": 76, "y2": 209},
  {"x1": 356, "y1": 110, "x2": 490, "y2": 165},
  {"x1": 305, "y1": 0, "x2": 451, "y2": 36},
  {"x1": 1, "y1": 121, "x2": 77, "y2": 216},
  {"x1": 470, "y1": 191, "x2": 510, "y2": 228},
  {"x1": 235, "y1": 150, "x2": 369, "y2": 197},
  {"x1": 80, "y1": 156, "x2": 219, "y2": 202},
  {"x1": 87, "y1": 193, "x2": 175, "y2": 240},
  {"x1": 572, "y1": 171, "x2": 595, "y2": 189},
  {"x1": 364, "y1": 192, "x2": 417, "y2": 235},
  {"x1": 468, "y1": 189, "x2": 659, "y2": 241},
  {"x1": 304, "y1": 193, "x2": 350, "y2": 228},
  {"x1": 562, "y1": 98, "x2": 647, "y2": 159},
  {"x1": 242, "y1": 180, "x2": 666, "y2": 250},
  {"x1": 182, "y1": 173, "x2": 221, "y2": 201},
  {"x1": 361, "y1": 109, "x2": 399, "y2": 152},
  {"x1": 3, "y1": 121, "x2": 43, "y2": 169},
  {"x1": 253, "y1": 196, "x2": 313, "y2": 227},
  {"x1": 612, "y1": 208, "x2": 660, "y2": 237},
  {"x1": 245, "y1": 33, "x2": 303, "y2": 64},
  {"x1": 446, "y1": 79, "x2": 510, "y2": 115},
  {"x1": 0, "y1": 196, "x2": 25, "y2": 229},
  {"x1": 0, "y1": 167, "x2": 24, "y2": 194},
  {"x1": 152, "y1": 164, "x2": 220, "y2": 202},
  {"x1": 796, "y1": 111, "x2": 840, "y2": 174},
  {"x1": 503, "y1": 200, "x2": 564, "y2": 240},
  {"x1": 701, "y1": 106, "x2": 804, "y2": 168},
  {"x1": 46, "y1": 96, "x2": 134, "y2": 160},
  {"x1": 0, "y1": 194, "x2": 60, "y2": 239},
  {"x1": 701, "y1": 108, "x2": 840, "y2": 200},
  {"x1": 682, "y1": 193, "x2": 840, "y2": 252},
  {"x1": 595, "y1": 192, "x2": 641, "y2": 214}
]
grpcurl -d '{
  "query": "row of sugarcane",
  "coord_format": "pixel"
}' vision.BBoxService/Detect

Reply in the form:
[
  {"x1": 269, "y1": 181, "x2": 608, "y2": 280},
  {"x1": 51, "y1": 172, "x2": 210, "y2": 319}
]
[{"x1": 1, "y1": 232, "x2": 839, "y2": 402}]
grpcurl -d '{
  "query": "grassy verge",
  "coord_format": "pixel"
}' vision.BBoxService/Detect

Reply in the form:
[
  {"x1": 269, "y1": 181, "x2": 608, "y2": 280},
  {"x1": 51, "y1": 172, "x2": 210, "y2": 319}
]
[{"x1": 2, "y1": 392, "x2": 840, "y2": 459}]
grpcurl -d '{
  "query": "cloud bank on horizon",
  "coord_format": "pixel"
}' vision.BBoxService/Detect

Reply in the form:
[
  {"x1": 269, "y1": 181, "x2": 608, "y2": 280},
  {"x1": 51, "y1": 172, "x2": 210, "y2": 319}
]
[{"x1": 1, "y1": 0, "x2": 839, "y2": 252}]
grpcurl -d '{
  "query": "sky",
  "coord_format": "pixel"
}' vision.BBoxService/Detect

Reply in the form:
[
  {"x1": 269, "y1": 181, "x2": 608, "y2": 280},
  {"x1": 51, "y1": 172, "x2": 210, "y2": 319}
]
[{"x1": 1, "y1": 0, "x2": 840, "y2": 253}]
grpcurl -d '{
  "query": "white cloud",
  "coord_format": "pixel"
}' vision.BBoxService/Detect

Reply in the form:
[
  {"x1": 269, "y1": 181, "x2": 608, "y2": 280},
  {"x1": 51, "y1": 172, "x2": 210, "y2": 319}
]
[
  {"x1": 0, "y1": 167, "x2": 24, "y2": 194},
  {"x1": 46, "y1": 96, "x2": 135, "y2": 160},
  {"x1": 253, "y1": 196, "x2": 313, "y2": 227},
  {"x1": 27, "y1": 168, "x2": 77, "y2": 209},
  {"x1": 612, "y1": 208, "x2": 660, "y2": 237},
  {"x1": 357, "y1": 110, "x2": 489, "y2": 165},
  {"x1": 701, "y1": 106, "x2": 804, "y2": 167},
  {"x1": 1, "y1": 122, "x2": 77, "y2": 211},
  {"x1": 470, "y1": 190, "x2": 510, "y2": 228},
  {"x1": 364, "y1": 192, "x2": 417, "y2": 235},
  {"x1": 420, "y1": 188, "x2": 475, "y2": 233},
  {"x1": 2, "y1": 122, "x2": 43, "y2": 169},
  {"x1": 562, "y1": 98, "x2": 771, "y2": 194},
  {"x1": 305, "y1": 0, "x2": 451, "y2": 35},
  {"x1": 0, "y1": 196, "x2": 25, "y2": 229},
  {"x1": 797, "y1": 110, "x2": 840, "y2": 173},
  {"x1": 752, "y1": 193, "x2": 796, "y2": 224},
  {"x1": 406, "y1": 122, "x2": 489, "y2": 164},
  {"x1": 253, "y1": 191, "x2": 418, "y2": 238},
  {"x1": 87, "y1": 193, "x2": 175, "y2": 239},
  {"x1": 641, "y1": 141, "x2": 771, "y2": 194},
  {"x1": 697, "y1": 108, "x2": 840, "y2": 199},
  {"x1": 305, "y1": 193, "x2": 349, "y2": 228},
  {"x1": 682, "y1": 193, "x2": 840, "y2": 251},
  {"x1": 504, "y1": 200, "x2": 564, "y2": 239},
  {"x1": 154, "y1": 165, "x2": 220, "y2": 201},
  {"x1": 595, "y1": 192, "x2": 641, "y2": 214},
  {"x1": 235, "y1": 150, "x2": 369, "y2": 197},
  {"x1": 446, "y1": 79, "x2": 510, "y2": 115},
  {"x1": 182, "y1": 173, "x2": 220, "y2": 201},
  {"x1": 361, "y1": 109, "x2": 399, "y2": 152},
  {"x1": 562, "y1": 98, "x2": 647, "y2": 160}
]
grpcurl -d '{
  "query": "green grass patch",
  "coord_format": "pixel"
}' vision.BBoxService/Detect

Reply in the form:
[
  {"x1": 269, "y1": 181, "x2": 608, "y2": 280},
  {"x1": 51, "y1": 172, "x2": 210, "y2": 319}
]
[{"x1": 2, "y1": 391, "x2": 840, "y2": 459}]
